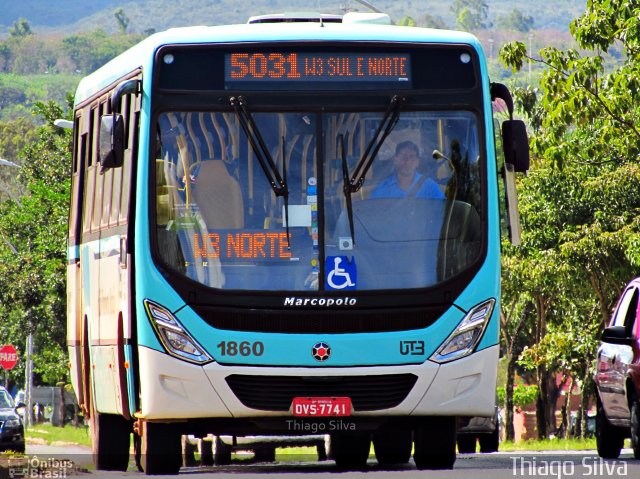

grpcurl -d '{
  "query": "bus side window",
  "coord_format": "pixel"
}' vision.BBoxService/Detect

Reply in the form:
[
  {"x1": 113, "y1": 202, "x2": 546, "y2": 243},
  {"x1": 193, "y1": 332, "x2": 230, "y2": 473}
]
[{"x1": 82, "y1": 106, "x2": 98, "y2": 235}]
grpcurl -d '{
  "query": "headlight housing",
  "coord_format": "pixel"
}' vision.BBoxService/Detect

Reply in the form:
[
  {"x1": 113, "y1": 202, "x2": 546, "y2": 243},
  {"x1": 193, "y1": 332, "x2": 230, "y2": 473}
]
[
  {"x1": 430, "y1": 299, "x2": 495, "y2": 363},
  {"x1": 144, "y1": 299, "x2": 213, "y2": 364}
]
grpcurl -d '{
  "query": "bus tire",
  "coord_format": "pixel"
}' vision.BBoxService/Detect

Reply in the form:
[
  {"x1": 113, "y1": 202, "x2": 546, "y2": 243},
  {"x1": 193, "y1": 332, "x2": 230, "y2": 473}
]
[
  {"x1": 373, "y1": 426, "x2": 412, "y2": 464},
  {"x1": 200, "y1": 437, "x2": 214, "y2": 466},
  {"x1": 479, "y1": 428, "x2": 499, "y2": 453},
  {"x1": 213, "y1": 436, "x2": 232, "y2": 465},
  {"x1": 456, "y1": 434, "x2": 476, "y2": 453},
  {"x1": 90, "y1": 411, "x2": 131, "y2": 471},
  {"x1": 254, "y1": 445, "x2": 276, "y2": 462},
  {"x1": 596, "y1": 398, "x2": 624, "y2": 459},
  {"x1": 140, "y1": 421, "x2": 182, "y2": 475},
  {"x1": 182, "y1": 435, "x2": 198, "y2": 467},
  {"x1": 329, "y1": 432, "x2": 370, "y2": 470},
  {"x1": 413, "y1": 416, "x2": 456, "y2": 470}
]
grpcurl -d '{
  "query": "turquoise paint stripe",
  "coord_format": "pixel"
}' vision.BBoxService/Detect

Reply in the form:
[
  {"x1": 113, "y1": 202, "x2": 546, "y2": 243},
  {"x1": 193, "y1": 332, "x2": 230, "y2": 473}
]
[{"x1": 124, "y1": 344, "x2": 136, "y2": 415}]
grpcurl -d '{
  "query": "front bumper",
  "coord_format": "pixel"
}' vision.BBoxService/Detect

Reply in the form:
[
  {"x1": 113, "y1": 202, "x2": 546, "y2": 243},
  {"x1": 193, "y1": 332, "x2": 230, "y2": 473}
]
[{"x1": 136, "y1": 344, "x2": 499, "y2": 420}]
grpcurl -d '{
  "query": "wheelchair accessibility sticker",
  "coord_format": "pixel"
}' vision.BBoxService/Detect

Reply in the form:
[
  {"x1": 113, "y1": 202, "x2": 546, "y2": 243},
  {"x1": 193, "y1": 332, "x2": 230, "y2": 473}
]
[{"x1": 326, "y1": 256, "x2": 357, "y2": 290}]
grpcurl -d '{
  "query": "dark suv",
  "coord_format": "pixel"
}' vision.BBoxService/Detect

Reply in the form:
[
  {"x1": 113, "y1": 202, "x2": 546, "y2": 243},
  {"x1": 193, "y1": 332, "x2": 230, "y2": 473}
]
[
  {"x1": 594, "y1": 278, "x2": 640, "y2": 459},
  {"x1": 0, "y1": 386, "x2": 25, "y2": 453}
]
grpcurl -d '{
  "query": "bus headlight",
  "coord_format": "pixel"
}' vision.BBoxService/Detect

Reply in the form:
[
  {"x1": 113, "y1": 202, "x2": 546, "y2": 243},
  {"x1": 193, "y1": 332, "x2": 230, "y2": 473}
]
[
  {"x1": 430, "y1": 299, "x2": 495, "y2": 364},
  {"x1": 144, "y1": 299, "x2": 212, "y2": 364}
]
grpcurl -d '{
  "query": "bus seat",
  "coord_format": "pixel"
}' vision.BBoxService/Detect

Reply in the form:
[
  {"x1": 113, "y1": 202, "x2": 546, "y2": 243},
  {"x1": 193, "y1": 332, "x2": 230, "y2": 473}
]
[{"x1": 192, "y1": 160, "x2": 244, "y2": 229}]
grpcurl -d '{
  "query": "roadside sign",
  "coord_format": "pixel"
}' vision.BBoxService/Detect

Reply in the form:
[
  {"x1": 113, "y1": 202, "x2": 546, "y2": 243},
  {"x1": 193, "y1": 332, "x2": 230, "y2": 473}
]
[{"x1": 0, "y1": 344, "x2": 18, "y2": 370}]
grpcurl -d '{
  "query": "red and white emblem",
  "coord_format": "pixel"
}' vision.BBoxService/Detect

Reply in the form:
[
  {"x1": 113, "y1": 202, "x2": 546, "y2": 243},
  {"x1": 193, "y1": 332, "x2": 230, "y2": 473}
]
[{"x1": 312, "y1": 342, "x2": 331, "y2": 362}]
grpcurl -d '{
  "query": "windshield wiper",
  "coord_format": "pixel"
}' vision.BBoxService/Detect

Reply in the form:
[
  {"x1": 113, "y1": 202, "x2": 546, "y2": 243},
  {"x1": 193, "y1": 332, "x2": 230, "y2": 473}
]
[
  {"x1": 230, "y1": 96, "x2": 290, "y2": 248},
  {"x1": 230, "y1": 96, "x2": 288, "y2": 197},
  {"x1": 281, "y1": 135, "x2": 290, "y2": 249},
  {"x1": 348, "y1": 95, "x2": 406, "y2": 193},
  {"x1": 339, "y1": 134, "x2": 356, "y2": 246}
]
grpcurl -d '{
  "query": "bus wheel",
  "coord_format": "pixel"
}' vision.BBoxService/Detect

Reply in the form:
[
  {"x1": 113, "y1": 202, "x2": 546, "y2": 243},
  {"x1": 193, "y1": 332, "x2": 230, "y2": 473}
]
[
  {"x1": 200, "y1": 436, "x2": 214, "y2": 466},
  {"x1": 479, "y1": 428, "x2": 500, "y2": 453},
  {"x1": 140, "y1": 421, "x2": 182, "y2": 475},
  {"x1": 254, "y1": 445, "x2": 276, "y2": 462},
  {"x1": 90, "y1": 411, "x2": 131, "y2": 471},
  {"x1": 213, "y1": 436, "x2": 232, "y2": 465},
  {"x1": 456, "y1": 434, "x2": 476, "y2": 453},
  {"x1": 413, "y1": 416, "x2": 456, "y2": 470},
  {"x1": 373, "y1": 426, "x2": 412, "y2": 465},
  {"x1": 329, "y1": 432, "x2": 371, "y2": 470},
  {"x1": 182, "y1": 435, "x2": 198, "y2": 467}
]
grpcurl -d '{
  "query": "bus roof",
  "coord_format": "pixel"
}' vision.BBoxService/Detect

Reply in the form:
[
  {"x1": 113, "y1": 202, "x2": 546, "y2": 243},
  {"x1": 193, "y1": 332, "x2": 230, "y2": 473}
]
[{"x1": 74, "y1": 21, "x2": 482, "y2": 105}]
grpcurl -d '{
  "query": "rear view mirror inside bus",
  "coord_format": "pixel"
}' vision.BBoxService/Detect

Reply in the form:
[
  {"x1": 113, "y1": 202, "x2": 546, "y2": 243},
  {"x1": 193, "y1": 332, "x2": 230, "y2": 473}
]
[{"x1": 99, "y1": 114, "x2": 125, "y2": 172}]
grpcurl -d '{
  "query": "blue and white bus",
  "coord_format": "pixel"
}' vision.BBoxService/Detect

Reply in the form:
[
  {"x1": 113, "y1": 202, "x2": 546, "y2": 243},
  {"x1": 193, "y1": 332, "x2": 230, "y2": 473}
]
[{"x1": 67, "y1": 11, "x2": 528, "y2": 474}]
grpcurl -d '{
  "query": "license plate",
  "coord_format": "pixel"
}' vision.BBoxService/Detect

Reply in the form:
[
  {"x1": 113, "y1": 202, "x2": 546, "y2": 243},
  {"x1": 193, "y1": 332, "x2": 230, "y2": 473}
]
[{"x1": 291, "y1": 397, "x2": 352, "y2": 417}]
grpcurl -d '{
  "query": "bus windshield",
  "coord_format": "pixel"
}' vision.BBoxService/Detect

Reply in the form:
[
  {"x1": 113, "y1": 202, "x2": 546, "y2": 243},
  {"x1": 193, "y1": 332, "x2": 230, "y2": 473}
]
[{"x1": 154, "y1": 109, "x2": 482, "y2": 291}]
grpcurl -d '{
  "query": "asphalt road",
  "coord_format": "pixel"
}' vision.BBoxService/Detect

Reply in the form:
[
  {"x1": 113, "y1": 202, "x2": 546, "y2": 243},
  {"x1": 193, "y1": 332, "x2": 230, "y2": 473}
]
[{"x1": 11, "y1": 445, "x2": 640, "y2": 479}]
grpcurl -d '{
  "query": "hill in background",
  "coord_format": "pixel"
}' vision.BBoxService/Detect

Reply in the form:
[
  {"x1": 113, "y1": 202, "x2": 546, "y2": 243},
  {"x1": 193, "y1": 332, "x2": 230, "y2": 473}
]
[{"x1": 1, "y1": 0, "x2": 585, "y2": 36}]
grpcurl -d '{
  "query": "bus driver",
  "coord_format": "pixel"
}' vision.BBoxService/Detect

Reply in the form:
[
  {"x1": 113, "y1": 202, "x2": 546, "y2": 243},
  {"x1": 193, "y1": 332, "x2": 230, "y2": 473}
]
[{"x1": 370, "y1": 140, "x2": 445, "y2": 199}]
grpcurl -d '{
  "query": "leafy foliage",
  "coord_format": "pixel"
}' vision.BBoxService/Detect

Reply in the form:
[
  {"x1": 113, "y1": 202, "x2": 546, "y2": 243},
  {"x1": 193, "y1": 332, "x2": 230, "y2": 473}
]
[
  {"x1": 451, "y1": 0, "x2": 490, "y2": 30},
  {"x1": 8, "y1": 18, "x2": 32, "y2": 38},
  {"x1": 496, "y1": 8, "x2": 534, "y2": 33},
  {"x1": 498, "y1": 385, "x2": 539, "y2": 409},
  {"x1": 498, "y1": 0, "x2": 640, "y2": 437},
  {"x1": 0, "y1": 99, "x2": 72, "y2": 387}
]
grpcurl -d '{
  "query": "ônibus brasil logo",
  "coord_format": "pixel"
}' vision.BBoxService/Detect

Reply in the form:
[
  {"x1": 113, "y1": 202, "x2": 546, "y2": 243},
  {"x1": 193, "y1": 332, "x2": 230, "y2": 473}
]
[{"x1": 312, "y1": 342, "x2": 331, "y2": 362}]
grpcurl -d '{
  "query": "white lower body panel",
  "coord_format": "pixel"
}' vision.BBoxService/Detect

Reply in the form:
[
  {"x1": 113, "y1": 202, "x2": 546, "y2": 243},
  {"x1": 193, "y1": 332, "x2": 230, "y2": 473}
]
[{"x1": 137, "y1": 345, "x2": 498, "y2": 419}]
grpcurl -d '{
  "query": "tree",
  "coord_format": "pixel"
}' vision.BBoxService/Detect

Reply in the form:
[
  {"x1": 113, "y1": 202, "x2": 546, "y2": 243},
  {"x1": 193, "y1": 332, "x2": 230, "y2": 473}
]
[
  {"x1": 499, "y1": 0, "x2": 640, "y2": 437},
  {"x1": 8, "y1": 18, "x2": 33, "y2": 38},
  {"x1": 62, "y1": 29, "x2": 145, "y2": 73},
  {"x1": 450, "y1": 0, "x2": 489, "y2": 31},
  {"x1": 496, "y1": 8, "x2": 534, "y2": 33},
  {"x1": 397, "y1": 16, "x2": 416, "y2": 27},
  {"x1": 500, "y1": 250, "x2": 534, "y2": 441},
  {"x1": 114, "y1": 8, "x2": 131, "y2": 34},
  {"x1": 0, "y1": 98, "x2": 72, "y2": 387}
]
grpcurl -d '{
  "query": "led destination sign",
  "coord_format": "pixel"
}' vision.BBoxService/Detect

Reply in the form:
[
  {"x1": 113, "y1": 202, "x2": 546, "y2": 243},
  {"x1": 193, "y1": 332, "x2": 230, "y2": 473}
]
[
  {"x1": 225, "y1": 52, "x2": 411, "y2": 89},
  {"x1": 193, "y1": 231, "x2": 292, "y2": 260}
]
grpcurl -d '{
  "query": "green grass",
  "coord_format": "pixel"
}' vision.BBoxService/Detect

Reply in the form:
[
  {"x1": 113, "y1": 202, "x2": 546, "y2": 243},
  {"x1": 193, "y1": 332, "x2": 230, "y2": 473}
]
[
  {"x1": 26, "y1": 423, "x2": 91, "y2": 447},
  {"x1": 500, "y1": 438, "x2": 597, "y2": 451}
]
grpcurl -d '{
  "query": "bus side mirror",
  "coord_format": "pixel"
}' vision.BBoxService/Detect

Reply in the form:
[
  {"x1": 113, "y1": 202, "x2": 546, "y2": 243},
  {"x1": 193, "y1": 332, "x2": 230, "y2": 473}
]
[
  {"x1": 502, "y1": 119, "x2": 530, "y2": 173},
  {"x1": 99, "y1": 78, "x2": 140, "y2": 173},
  {"x1": 99, "y1": 114, "x2": 125, "y2": 172}
]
